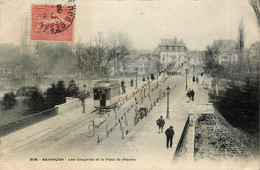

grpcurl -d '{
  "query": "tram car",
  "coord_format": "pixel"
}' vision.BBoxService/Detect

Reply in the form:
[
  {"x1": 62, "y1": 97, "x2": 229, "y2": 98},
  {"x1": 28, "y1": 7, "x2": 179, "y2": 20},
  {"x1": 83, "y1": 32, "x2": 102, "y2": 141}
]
[{"x1": 93, "y1": 80, "x2": 120, "y2": 111}]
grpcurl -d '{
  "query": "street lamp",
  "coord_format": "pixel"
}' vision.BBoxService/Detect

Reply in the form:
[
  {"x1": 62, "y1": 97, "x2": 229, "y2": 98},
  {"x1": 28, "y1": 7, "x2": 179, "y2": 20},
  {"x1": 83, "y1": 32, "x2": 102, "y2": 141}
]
[
  {"x1": 135, "y1": 67, "x2": 138, "y2": 89},
  {"x1": 196, "y1": 65, "x2": 199, "y2": 84},
  {"x1": 185, "y1": 68, "x2": 188, "y2": 90},
  {"x1": 166, "y1": 86, "x2": 170, "y2": 119},
  {"x1": 156, "y1": 64, "x2": 159, "y2": 80},
  {"x1": 82, "y1": 84, "x2": 86, "y2": 114},
  {"x1": 192, "y1": 65, "x2": 194, "y2": 78}
]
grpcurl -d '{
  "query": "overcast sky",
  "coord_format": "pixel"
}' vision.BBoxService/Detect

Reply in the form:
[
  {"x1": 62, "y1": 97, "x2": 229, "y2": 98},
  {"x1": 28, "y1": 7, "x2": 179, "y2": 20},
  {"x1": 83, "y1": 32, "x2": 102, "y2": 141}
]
[{"x1": 0, "y1": 0, "x2": 259, "y2": 50}]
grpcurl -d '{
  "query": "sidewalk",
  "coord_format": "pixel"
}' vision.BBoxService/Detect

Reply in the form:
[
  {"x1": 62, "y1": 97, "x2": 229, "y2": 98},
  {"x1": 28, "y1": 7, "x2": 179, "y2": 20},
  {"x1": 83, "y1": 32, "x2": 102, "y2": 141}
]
[
  {"x1": 110, "y1": 75, "x2": 197, "y2": 168},
  {"x1": 125, "y1": 75, "x2": 211, "y2": 167},
  {"x1": 176, "y1": 75, "x2": 211, "y2": 163}
]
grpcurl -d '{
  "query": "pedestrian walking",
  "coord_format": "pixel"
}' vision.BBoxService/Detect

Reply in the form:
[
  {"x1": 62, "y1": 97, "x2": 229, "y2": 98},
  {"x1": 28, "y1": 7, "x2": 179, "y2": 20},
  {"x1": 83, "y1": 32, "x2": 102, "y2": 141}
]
[
  {"x1": 156, "y1": 116, "x2": 165, "y2": 134},
  {"x1": 122, "y1": 85, "x2": 126, "y2": 94},
  {"x1": 186, "y1": 89, "x2": 191, "y2": 101},
  {"x1": 121, "y1": 79, "x2": 125, "y2": 87},
  {"x1": 130, "y1": 79, "x2": 133, "y2": 87},
  {"x1": 135, "y1": 97, "x2": 140, "y2": 111},
  {"x1": 151, "y1": 74, "x2": 155, "y2": 81},
  {"x1": 190, "y1": 89, "x2": 195, "y2": 101},
  {"x1": 121, "y1": 80, "x2": 125, "y2": 94},
  {"x1": 165, "y1": 126, "x2": 175, "y2": 148}
]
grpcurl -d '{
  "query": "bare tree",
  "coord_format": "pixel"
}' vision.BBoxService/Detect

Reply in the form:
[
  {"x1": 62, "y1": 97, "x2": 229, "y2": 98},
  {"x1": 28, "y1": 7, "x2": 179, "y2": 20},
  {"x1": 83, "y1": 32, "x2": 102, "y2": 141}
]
[
  {"x1": 237, "y1": 18, "x2": 245, "y2": 74},
  {"x1": 76, "y1": 41, "x2": 99, "y2": 79},
  {"x1": 107, "y1": 32, "x2": 131, "y2": 75},
  {"x1": 76, "y1": 32, "x2": 131, "y2": 80},
  {"x1": 249, "y1": 0, "x2": 260, "y2": 31}
]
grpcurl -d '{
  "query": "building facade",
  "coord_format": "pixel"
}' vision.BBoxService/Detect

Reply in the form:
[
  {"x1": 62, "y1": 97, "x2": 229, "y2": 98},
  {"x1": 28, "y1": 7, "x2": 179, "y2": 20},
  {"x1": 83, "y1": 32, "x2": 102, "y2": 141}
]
[
  {"x1": 126, "y1": 54, "x2": 159, "y2": 75},
  {"x1": 212, "y1": 40, "x2": 238, "y2": 65},
  {"x1": 158, "y1": 38, "x2": 188, "y2": 70}
]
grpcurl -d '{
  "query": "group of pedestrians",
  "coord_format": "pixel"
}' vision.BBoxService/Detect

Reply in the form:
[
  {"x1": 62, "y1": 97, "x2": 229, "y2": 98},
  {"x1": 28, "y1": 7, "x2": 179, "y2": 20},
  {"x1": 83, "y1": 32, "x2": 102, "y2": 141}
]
[
  {"x1": 186, "y1": 89, "x2": 195, "y2": 101},
  {"x1": 156, "y1": 116, "x2": 175, "y2": 149}
]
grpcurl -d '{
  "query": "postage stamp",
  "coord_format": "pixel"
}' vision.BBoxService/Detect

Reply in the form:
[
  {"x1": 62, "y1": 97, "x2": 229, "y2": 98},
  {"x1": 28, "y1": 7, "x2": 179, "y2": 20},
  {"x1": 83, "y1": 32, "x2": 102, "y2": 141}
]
[{"x1": 30, "y1": 4, "x2": 75, "y2": 42}]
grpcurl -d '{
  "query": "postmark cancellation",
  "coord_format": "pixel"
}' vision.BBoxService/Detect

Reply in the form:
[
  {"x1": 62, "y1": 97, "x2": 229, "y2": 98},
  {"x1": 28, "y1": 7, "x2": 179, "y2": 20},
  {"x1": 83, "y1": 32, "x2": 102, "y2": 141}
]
[{"x1": 30, "y1": 4, "x2": 75, "y2": 42}]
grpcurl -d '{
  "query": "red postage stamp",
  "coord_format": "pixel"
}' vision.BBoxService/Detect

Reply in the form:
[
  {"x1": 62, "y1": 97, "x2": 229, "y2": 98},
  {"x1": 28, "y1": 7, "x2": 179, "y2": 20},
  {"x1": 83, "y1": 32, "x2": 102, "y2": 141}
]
[{"x1": 30, "y1": 4, "x2": 75, "y2": 42}]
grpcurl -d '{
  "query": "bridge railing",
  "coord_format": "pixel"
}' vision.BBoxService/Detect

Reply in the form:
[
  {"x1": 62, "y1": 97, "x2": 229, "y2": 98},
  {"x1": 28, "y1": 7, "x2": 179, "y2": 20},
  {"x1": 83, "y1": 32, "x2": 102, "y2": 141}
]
[
  {"x1": 173, "y1": 115, "x2": 190, "y2": 160},
  {"x1": 0, "y1": 107, "x2": 57, "y2": 137},
  {"x1": 55, "y1": 98, "x2": 80, "y2": 115}
]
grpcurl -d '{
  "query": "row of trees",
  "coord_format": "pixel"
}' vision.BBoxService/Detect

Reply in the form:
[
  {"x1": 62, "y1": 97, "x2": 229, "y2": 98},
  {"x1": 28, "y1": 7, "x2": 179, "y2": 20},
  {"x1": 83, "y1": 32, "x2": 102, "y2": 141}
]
[
  {"x1": 23, "y1": 80, "x2": 80, "y2": 113},
  {"x1": 1, "y1": 80, "x2": 80, "y2": 113},
  {"x1": 0, "y1": 32, "x2": 132, "y2": 87},
  {"x1": 0, "y1": 43, "x2": 77, "y2": 81}
]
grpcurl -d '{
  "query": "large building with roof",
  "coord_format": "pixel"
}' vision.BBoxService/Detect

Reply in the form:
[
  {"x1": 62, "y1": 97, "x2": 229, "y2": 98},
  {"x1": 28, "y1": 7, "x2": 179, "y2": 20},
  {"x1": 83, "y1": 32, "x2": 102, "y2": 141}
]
[
  {"x1": 158, "y1": 38, "x2": 188, "y2": 69},
  {"x1": 212, "y1": 40, "x2": 238, "y2": 65}
]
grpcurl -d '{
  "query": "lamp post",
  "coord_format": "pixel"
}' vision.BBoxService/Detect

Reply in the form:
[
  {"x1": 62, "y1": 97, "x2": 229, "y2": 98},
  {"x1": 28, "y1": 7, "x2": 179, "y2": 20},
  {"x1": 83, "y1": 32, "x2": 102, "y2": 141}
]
[
  {"x1": 192, "y1": 65, "x2": 194, "y2": 78},
  {"x1": 166, "y1": 86, "x2": 170, "y2": 119},
  {"x1": 196, "y1": 65, "x2": 199, "y2": 84},
  {"x1": 185, "y1": 68, "x2": 188, "y2": 90},
  {"x1": 82, "y1": 84, "x2": 86, "y2": 114},
  {"x1": 135, "y1": 67, "x2": 138, "y2": 89},
  {"x1": 156, "y1": 64, "x2": 159, "y2": 80}
]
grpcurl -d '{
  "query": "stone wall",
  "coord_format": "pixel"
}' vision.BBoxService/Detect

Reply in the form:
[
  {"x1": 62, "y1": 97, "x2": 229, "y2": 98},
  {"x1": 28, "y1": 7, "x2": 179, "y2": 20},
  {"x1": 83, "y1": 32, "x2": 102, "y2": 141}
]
[{"x1": 55, "y1": 97, "x2": 80, "y2": 115}]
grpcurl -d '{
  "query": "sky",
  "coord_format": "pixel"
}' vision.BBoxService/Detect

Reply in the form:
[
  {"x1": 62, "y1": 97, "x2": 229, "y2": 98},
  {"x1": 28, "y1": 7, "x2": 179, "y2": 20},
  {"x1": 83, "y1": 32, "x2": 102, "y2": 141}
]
[{"x1": 0, "y1": 0, "x2": 259, "y2": 50}]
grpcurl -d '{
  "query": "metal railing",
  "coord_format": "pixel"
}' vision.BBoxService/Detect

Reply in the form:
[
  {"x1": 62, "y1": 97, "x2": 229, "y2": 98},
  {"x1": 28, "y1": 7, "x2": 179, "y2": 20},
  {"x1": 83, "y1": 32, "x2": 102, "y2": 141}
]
[
  {"x1": 173, "y1": 115, "x2": 190, "y2": 160},
  {"x1": 0, "y1": 107, "x2": 57, "y2": 137}
]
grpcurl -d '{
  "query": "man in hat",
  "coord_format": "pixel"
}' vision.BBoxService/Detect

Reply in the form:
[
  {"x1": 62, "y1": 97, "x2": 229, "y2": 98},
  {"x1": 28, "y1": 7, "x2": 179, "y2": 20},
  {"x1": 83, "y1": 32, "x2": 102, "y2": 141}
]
[
  {"x1": 190, "y1": 89, "x2": 195, "y2": 101},
  {"x1": 165, "y1": 126, "x2": 175, "y2": 148}
]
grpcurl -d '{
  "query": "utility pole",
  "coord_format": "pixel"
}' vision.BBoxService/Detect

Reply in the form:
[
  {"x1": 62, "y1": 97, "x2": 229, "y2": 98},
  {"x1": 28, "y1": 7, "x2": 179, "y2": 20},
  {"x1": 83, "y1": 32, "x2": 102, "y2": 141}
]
[
  {"x1": 185, "y1": 68, "x2": 188, "y2": 90},
  {"x1": 135, "y1": 67, "x2": 138, "y2": 89},
  {"x1": 166, "y1": 86, "x2": 170, "y2": 119}
]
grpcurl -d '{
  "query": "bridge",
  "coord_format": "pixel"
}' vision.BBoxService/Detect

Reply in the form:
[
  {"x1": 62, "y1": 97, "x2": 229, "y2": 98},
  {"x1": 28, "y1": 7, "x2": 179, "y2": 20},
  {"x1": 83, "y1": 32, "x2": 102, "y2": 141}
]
[{"x1": 0, "y1": 74, "x2": 244, "y2": 169}]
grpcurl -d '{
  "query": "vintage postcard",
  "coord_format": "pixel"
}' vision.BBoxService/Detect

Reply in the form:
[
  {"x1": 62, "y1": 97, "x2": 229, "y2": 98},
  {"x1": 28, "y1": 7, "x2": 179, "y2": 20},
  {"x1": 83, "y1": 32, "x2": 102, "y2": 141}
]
[{"x1": 0, "y1": 0, "x2": 259, "y2": 169}]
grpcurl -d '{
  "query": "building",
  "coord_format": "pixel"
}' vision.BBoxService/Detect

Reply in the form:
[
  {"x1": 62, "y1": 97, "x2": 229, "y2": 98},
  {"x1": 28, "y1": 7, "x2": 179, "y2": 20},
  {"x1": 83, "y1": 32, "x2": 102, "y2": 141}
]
[
  {"x1": 158, "y1": 38, "x2": 188, "y2": 70},
  {"x1": 212, "y1": 40, "x2": 238, "y2": 65},
  {"x1": 189, "y1": 51, "x2": 204, "y2": 77},
  {"x1": 126, "y1": 53, "x2": 159, "y2": 75},
  {"x1": 189, "y1": 51, "x2": 203, "y2": 67}
]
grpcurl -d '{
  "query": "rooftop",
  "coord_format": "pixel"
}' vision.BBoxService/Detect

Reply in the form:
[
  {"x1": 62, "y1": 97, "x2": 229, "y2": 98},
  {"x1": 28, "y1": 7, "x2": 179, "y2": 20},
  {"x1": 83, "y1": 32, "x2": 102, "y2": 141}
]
[
  {"x1": 212, "y1": 40, "x2": 237, "y2": 50},
  {"x1": 160, "y1": 38, "x2": 186, "y2": 47}
]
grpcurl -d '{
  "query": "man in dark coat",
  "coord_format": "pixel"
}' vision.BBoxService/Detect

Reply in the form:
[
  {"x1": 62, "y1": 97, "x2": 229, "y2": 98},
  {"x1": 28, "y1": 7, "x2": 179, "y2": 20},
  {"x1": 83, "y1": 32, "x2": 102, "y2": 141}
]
[
  {"x1": 165, "y1": 126, "x2": 175, "y2": 148},
  {"x1": 186, "y1": 89, "x2": 191, "y2": 98},
  {"x1": 156, "y1": 116, "x2": 165, "y2": 134},
  {"x1": 190, "y1": 89, "x2": 195, "y2": 101}
]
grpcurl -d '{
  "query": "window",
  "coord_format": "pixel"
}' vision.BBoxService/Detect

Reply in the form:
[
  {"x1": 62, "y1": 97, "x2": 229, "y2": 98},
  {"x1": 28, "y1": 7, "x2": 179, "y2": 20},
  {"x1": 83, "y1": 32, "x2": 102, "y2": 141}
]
[
  {"x1": 94, "y1": 89, "x2": 101, "y2": 100},
  {"x1": 166, "y1": 46, "x2": 169, "y2": 50},
  {"x1": 105, "y1": 89, "x2": 111, "y2": 99}
]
